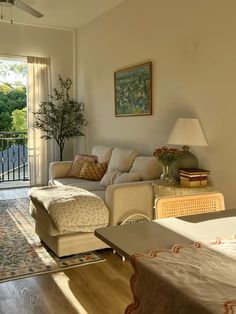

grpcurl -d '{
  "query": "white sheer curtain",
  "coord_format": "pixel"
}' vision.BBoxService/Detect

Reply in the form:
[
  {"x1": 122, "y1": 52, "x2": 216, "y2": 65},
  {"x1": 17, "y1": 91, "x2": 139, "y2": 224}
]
[{"x1": 27, "y1": 57, "x2": 51, "y2": 186}]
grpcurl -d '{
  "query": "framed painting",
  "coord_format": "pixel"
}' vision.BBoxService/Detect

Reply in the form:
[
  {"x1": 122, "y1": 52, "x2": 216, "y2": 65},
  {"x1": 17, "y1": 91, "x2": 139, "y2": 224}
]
[{"x1": 114, "y1": 61, "x2": 152, "y2": 117}]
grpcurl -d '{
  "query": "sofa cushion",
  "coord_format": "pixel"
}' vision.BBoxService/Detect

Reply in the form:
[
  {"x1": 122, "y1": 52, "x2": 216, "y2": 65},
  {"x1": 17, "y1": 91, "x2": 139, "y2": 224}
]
[
  {"x1": 49, "y1": 178, "x2": 106, "y2": 191},
  {"x1": 92, "y1": 145, "x2": 113, "y2": 163},
  {"x1": 29, "y1": 186, "x2": 109, "y2": 234},
  {"x1": 79, "y1": 161, "x2": 108, "y2": 181},
  {"x1": 107, "y1": 147, "x2": 139, "y2": 172},
  {"x1": 130, "y1": 156, "x2": 162, "y2": 180},
  {"x1": 92, "y1": 190, "x2": 106, "y2": 201},
  {"x1": 31, "y1": 194, "x2": 106, "y2": 235},
  {"x1": 100, "y1": 170, "x2": 141, "y2": 186},
  {"x1": 67, "y1": 154, "x2": 98, "y2": 178}
]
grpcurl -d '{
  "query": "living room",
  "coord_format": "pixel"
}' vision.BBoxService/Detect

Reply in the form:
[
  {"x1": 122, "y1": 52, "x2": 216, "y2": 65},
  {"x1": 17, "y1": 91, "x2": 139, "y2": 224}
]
[
  {"x1": 0, "y1": 0, "x2": 235, "y2": 206},
  {"x1": 0, "y1": 0, "x2": 236, "y2": 313}
]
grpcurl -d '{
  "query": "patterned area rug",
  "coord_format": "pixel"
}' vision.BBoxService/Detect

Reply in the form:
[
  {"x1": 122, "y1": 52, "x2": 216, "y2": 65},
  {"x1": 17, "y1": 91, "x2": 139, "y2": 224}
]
[{"x1": 0, "y1": 198, "x2": 105, "y2": 283}]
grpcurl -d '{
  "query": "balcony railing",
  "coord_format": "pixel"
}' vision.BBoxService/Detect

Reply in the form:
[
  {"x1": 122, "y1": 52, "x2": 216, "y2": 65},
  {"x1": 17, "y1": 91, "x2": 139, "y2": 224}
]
[{"x1": 0, "y1": 132, "x2": 29, "y2": 182}]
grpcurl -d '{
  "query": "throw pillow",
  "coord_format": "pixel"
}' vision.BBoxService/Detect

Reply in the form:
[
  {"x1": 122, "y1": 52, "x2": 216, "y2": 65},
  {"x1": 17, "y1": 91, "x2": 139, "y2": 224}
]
[
  {"x1": 130, "y1": 156, "x2": 162, "y2": 180},
  {"x1": 107, "y1": 148, "x2": 139, "y2": 172},
  {"x1": 114, "y1": 172, "x2": 141, "y2": 184},
  {"x1": 91, "y1": 146, "x2": 113, "y2": 163},
  {"x1": 67, "y1": 154, "x2": 98, "y2": 178},
  {"x1": 79, "y1": 161, "x2": 108, "y2": 181},
  {"x1": 100, "y1": 170, "x2": 122, "y2": 186},
  {"x1": 100, "y1": 170, "x2": 141, "y2": 186}
]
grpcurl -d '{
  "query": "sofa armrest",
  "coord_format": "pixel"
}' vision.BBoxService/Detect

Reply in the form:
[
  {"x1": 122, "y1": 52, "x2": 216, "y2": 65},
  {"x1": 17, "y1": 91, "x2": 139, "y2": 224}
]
[
  {"x1": 49, "y1": 161, "x2": 72, "y2": 180},
  {"x1": 106, "y1": 181, "x2": 156, "y2": 226}
]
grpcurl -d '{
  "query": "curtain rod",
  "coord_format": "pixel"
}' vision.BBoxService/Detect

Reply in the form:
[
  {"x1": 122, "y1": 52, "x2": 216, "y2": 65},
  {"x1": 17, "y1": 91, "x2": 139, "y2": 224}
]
[
  {"x1": 0, "y1": 53, "x2": 49, "y2": 59},
  {"x1": 0, "y1": 53, "x2": 27, "y2": 60}
]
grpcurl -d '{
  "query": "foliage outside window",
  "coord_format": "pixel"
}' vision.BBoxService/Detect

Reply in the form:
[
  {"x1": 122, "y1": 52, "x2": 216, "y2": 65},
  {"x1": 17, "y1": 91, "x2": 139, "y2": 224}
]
[
  {"x1": 0, "y1": 60, "x2": 27, "y2": 150},
  {"x1": 0, "y1": 60, "x2": 27, "y2": 132}
]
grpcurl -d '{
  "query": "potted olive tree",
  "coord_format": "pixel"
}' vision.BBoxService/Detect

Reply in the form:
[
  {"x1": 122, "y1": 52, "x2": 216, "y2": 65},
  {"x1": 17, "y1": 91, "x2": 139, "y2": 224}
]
[{"x1": 34, "y1": 74, "x2": 87, "y2": 161}]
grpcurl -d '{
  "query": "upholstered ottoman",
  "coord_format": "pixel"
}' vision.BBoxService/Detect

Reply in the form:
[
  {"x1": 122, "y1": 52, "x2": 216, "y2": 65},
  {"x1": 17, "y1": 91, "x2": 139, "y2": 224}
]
[{"x1": 29, "y1": 186, "x2": 109, "y2": 257}]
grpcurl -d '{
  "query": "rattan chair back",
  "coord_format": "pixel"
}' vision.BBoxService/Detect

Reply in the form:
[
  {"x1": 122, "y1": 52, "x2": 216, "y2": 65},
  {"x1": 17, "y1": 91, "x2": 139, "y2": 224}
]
[{"x1": 155, "y1": 192, "x2": 225, "y2": 219}]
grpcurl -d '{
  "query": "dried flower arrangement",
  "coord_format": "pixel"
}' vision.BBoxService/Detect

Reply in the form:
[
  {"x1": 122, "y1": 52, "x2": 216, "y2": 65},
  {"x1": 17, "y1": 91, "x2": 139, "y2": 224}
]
[{"x1": 153, "y1": 146, "x2": 182, "y2": 166}]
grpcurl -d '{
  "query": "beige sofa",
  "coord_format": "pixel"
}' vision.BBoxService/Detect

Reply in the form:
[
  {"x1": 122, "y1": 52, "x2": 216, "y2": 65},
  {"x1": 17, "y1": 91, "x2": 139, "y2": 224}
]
[{"x1": 31, "y1": 145, "x2": 162, "y2": 256}]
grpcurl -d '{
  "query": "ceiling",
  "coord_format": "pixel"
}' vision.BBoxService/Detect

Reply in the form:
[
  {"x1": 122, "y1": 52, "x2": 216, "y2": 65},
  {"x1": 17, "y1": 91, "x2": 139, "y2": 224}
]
[{"x1": 0, "y1": 0, "x2": 126, "y2": 29}]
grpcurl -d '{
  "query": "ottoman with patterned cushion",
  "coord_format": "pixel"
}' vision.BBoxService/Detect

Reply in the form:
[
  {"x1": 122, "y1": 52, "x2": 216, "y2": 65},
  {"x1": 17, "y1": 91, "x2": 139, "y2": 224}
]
[{"x1": 29, "y1": 185, "x2": 109, "y2": 257}]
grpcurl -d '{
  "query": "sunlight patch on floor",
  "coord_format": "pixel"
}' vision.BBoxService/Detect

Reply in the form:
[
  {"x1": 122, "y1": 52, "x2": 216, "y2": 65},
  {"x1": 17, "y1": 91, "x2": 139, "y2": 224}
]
[{"x1": 51, "y1": 272, "x2": 88, "y2": 314}]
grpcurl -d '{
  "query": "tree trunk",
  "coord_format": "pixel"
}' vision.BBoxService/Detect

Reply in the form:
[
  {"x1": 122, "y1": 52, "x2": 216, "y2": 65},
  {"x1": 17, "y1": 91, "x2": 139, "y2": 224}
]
[{"x1": 59, "y1": 145, "x2": 64, "y2": 161}]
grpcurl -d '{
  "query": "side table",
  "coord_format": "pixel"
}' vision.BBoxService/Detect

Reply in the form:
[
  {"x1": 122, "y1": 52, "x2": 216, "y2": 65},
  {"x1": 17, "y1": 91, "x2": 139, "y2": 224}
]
[
  {"x1": 153, "y1": 180, "x2": 217, "y2": 219},
  {"x1": 153, "y1": 179, "x2": 215, "y2": 198}
]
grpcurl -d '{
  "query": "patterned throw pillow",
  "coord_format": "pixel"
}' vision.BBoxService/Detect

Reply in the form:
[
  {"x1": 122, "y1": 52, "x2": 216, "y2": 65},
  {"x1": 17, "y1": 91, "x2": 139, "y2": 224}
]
[
  {"x1": 79, "y1": 161, "x2": 108, "y2": 181},
  {"x1": 67, "y1": 154, "x2": 98, "y2": 178}
]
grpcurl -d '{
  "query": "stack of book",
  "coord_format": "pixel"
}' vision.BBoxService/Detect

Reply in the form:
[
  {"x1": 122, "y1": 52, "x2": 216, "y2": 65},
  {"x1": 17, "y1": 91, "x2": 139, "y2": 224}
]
[{"x1": 179, "y1": 168, "x2": 210, "y2": 187}]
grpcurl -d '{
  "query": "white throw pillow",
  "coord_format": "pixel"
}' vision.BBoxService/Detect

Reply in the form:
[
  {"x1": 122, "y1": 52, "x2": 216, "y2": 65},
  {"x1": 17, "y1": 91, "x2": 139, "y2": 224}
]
[
  {"x1": 114, "y1": 172, "x2": 141, "y2": 184},
  {"x1": 108, "y1": 147, "x2": 139, "y2": 172},
  {"x1": 92, "y1": 145, "x2": 113, "y2": 163},
  {"x1": 101, "y1": 170, "x2": 141, "y2": 186},
  {"x1": 100, "y1": 170, "x2": 122, "y2": 186},
  {"x1": 130, "y1": 156, "x2": 162, "y2": 180}
]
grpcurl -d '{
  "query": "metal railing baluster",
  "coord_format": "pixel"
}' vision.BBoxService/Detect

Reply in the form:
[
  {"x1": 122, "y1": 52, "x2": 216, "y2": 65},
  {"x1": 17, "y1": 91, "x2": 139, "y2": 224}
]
[
  {"x1": 0, "y1": 136, "x2": 3, "y2": 182},
  {"x1": 18, "y1": 142, "x2": 20, "y2": 180},
  {"x1": 23, "y1": 141, "x2": 26, "y2": 181},
  {"x1": 7, "y1": 138, "x2": 10, "y2": 181},
  {"x1": 0, "y1": 132, "x2": 28, "y2": 183}
]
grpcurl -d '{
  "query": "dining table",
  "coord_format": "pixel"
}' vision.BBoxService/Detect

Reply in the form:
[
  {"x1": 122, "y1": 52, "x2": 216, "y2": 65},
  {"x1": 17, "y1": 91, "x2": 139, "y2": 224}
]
[{"x1": 95, "y1": 208, "x2": 236, "y2": 314}]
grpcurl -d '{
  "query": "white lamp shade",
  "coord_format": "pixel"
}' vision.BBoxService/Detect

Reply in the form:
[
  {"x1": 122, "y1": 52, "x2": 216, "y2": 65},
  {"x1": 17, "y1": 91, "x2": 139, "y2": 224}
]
[{"x1": 167, "y1": 118, "x2": 208, "y2": 147}]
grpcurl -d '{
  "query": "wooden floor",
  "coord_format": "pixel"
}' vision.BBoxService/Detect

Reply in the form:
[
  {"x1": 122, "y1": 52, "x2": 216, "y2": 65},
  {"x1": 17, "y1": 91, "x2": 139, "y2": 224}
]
[
  {"x1": 0, "y1": 188, "x2": 134, "y2": 314},
  {"x1": 0, "y1": 250, "x2": 133, "y2": 314}
]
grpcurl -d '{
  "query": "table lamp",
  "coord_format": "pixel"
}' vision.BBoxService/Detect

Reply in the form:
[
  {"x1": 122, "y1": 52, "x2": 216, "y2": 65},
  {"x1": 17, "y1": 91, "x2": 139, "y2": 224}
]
[{"x1": 167, "y1": 118, "x2": 208, "y2": 180}]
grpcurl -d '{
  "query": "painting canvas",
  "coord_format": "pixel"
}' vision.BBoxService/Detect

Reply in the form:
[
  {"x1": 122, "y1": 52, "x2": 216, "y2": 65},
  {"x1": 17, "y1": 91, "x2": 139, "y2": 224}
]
[{"x1": 114, "y1": 62, "x2": 152, "y2": 117}]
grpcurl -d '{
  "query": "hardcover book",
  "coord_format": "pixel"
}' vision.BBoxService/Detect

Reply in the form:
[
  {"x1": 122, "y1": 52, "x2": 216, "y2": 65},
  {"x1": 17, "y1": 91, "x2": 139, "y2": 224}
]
[
  {"x1": 180, "y1": 179, "x2": 208, "y2": 187},
  {"x1": 180, "y1": 175, "x2": 208, "y2": 181},
  {"x1": 179, "y1": 168, "x2": 210, "y2": 175}
]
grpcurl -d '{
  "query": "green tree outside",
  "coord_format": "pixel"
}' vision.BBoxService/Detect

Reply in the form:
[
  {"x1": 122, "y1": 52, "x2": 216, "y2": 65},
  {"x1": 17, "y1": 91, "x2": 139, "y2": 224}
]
[
  {"x1": 0, "y1": 60, "x2": 27, "y2": 133},
  {"x1": 11, "y1": 108, "x2": 27, "y2": 132}
]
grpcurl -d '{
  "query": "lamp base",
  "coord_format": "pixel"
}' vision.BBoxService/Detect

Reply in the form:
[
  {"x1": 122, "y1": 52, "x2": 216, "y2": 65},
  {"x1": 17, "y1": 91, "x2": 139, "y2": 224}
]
[{"x1": 172, "y1": 150, "x2": 199, "y2": 181}]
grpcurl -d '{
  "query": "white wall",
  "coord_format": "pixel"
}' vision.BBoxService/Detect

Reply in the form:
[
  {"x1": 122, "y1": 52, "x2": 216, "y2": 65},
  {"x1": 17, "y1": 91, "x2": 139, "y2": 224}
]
[
  {"x1": 0, "y1": 22, "x2": 75, "y2": 161},
  {"x1": 77, "y1": 0, "x2": 236, "y2": 208}
]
